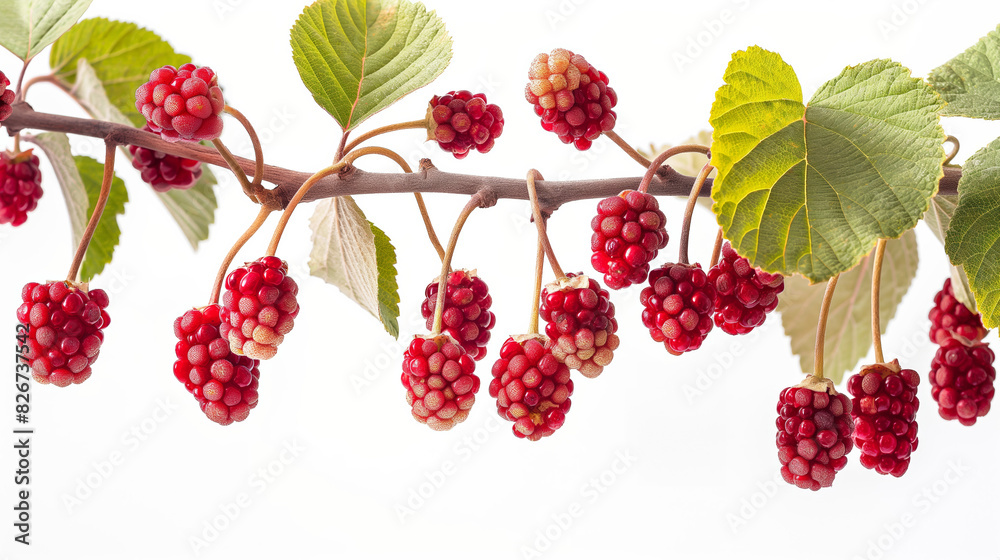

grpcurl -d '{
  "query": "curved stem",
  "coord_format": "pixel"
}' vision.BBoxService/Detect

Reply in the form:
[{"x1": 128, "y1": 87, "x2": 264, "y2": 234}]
[
  {"x1": 212, "y1": 137, "x2": 258, "y2": 203},
  {"x1": 17, "y1": 74, "x2": 58, "y2": 103},
  {"x1": 342, "y1": 119, "x2": 427, "y2": 155},
  {"x1": 344, "y1": 145, "x2": 413, "y2": 172},
  {"x1": 414, "y1": 193, "x2": 445, "y2": 262},
  {"x1": 526, "y1": 169, "x2": 565, "y2": 279},
  {"x1": 709, "y1": 227, "x2": 724, "y2": 267},
  {"x1": 340, "y1": 145, "x2": 445, "y2": 262},
  {"x1": 334, "y1": 130, "x2": 350, "y2": 163},
  {"x1": 66, "y1": 141, "x2": 116, "y2": 282},
  {"x1": 528, "y1": 234, "x2": 545, "y2": 336},
  {"x1": 430, "y1": 190, "x2": 491, "y2": 335},
  {"x1": 678, "y1": 162, "x2": 714, "y2": 265},
  {"x1": 814, "y1": 274, "x2": 841, "y2": 380},
  {"x1": 943, "y1": 135, "x2": 960, "y2": 166},
  {"x1": 266, "y1": 162, "x2": 347, "y2": 256},
  {"x1": 223, "y1": 106, "x2": 264, "y2": 187},
  {"x1": 604, "y1": 130, "x2": 652, "y2": 169},
  {"x1": 209, "y1": 206, "x2": 273, "y2": 305},
  {"x1": 637, "y1": 143, "x2": 710, "y2": 194},
  {"x1": 12, "y1": 60, "x2": 30, "y2": 103},
  {"x1": 871, "y1": 238, "x2": 888, "y2": 364}
]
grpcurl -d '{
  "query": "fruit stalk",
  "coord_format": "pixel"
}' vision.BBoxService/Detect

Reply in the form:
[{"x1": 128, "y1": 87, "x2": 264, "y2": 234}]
[
  {"x1": 709, "y1": 227, "x2": 724, "y2": 267},
  {"x1": 604, "y1": 130, "x2": 651, "y2": 169},
  {"x1": 212, "y1": 136, "x2": 257, "y2": 203},
  {"x1": 529, "y1": 224, "x2": 546, "y2": 336},
  {"x1": 210, "y1": 206, "x2": 274, "y2": 305},
  {"x1": 414, "y1": 193, "x2": 446, "y2": 261},
  {"x1": 636, "y1": 143, "x2": 710, "y2": 194},
  {"x1": 814, "y1": 274, "x2": 841, "y2": 380},
  {"x1": 342, "y1": 119, "x2": 427, "y2": 155},
  {"x1": 678, "y1": 162, "x2": 714, "y2": 265},
  {"x1": 430, "y1": 189, "x2": 494, "y2": 335},
  {"x1": 526, "y1": 169, "x2": 565, "y2": 279},
  {"x1": 265, "y1": 161, "x2": 347, "y2": 256},
  {"x1": 223, "y1": 105, "x2": 264, "y2": 188},
  {"x1": 66, "y1": 141, "x2": 116, "y2": 282},
  {"x1": 871, "y1": 238, "x2": 888, "y2": 364},
  {"x1": 344, "y1": 147, "x2": 446, "y2": 262}
]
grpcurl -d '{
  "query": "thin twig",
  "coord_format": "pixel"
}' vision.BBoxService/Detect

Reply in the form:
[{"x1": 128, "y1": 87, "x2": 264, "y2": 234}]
[
  {"x1": 342, "y1": 119, "x2": 427, "y2": 155},
  {"x1": 209, "y1": 206, "x2": 273, "y2": 305},
  {"x1": 266, "y1": 162, "x2": 346, "y2": 256},
  {"x1": 709, "y1": 227, "x2": 724, "y2": 268},
  {"x1": 637, "y1": 143, "x2": 710, "y2": 194},
  {"x1": 67, "y1": 141, "x2": 116, "y2": 282},
  {"x1": 224, "y1": 106, "x2": 264, "y2": 187},
  {"x1": 814, "y1": 274, "x2": 841, "y2": 380},
  {"x1": 528, "y1": 234, "x2": 545, "y2": 336},
  {"x1": 431, "y1": 190, "x2": 491, "y2": 335},
  {"x1": 679, "y1": 162, "x2": 714, "y2": 265},
  {"x1": 605, "y1": 130, "x2": 652, "y2": 169},
  {"x1": 212, "y1": 137, "x2": 258, "y2": 203},
  {"x1": 943, "y1": 135, "x2": 960, "y2": 166},
  {"x1": 526, "y1": 169, "x2": 565, "y2": 279},
  {"x1": 871, "y1": 239, "x2": 888, "y2": 364}
]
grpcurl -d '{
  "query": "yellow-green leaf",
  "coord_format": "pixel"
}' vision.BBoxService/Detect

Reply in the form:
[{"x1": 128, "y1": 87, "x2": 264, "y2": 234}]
[
  {"x1": 778, "y1": 230, "x2": 919, "y2": 384},
  {"x1": 710, "y1": 47, "x2": 944, "y2": 283},
  {"x1": 945, "y1": 136, "x2": 1000, "y2": 327}
]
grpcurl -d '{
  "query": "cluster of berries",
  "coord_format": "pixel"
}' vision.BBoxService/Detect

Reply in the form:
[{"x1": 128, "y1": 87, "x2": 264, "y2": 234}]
[
  {"x1": 524, "y1": 48, "x2": 618, "y2": 150},
  {"x1": 428, "y1": 91, "x2": 504, "y2": 158},
  {"x1": 927, "y1": 278, "x2": 995, "y2": 425},
  {"x1": 17, "y1": 281, "x2": 111, "y2": 387}
]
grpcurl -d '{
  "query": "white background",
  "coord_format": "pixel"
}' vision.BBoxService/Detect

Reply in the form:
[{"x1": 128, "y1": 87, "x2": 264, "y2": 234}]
[{"x1": 3, "y1": 0, "x2": 1000, "y2": 559}]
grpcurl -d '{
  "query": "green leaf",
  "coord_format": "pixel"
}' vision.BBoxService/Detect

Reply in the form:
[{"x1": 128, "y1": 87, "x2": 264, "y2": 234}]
[
  {"x1": 74, "y1": 156, "x2": 127, "y2": 281},
  {"x1": 155, "y1": 168, "x2": 217, "y2": 249},
  {"x1": 28, "y1": 132, "x2": 89, "y2": 244},
  {"x1": 0, "y1": 0, "x2": 92, "y2": 61},
  {"x1": 778, "y1": 230, "x2": 919, "y2": 384},
  {"x1": 290, "y1": 0, "x2": 452, "y2": 132},
  {"x1": 922, "y1": 194, "x2": 977, "y2": 311},
  {"x1": 709, "y1": 47, "x2": 945, "y2": 283},
  {"x1": 308, "y1": 196, "x2": 400, "y2": 337},
  {"x1": 928, "y1": 24, "x2": 1000, "y2": 119},
  {"x1": 50, "y1": 17, "x2": 191, "y2": 127},
  {"x1": 945, "y1": 137, "x2": 1000, "y2": 328},
  {"x1": 71, "y1": 58, "x2": 133, "y2": 126},
  {"x1": 370, "y1": 222, "x2": 400, "y2": 338},
  {"x1": 53, "y1": 48, "x2": 216, "y2": 248}
]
